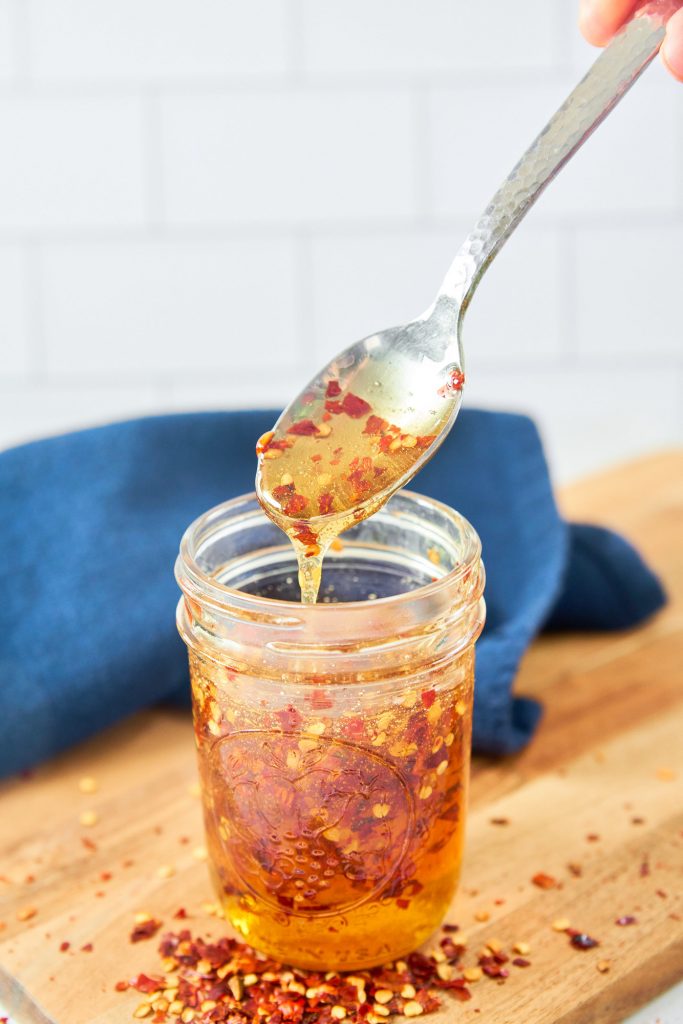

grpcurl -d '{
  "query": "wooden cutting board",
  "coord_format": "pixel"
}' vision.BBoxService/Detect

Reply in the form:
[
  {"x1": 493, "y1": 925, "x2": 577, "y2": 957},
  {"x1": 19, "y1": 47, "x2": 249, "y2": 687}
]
[{"x1": 1, "y1": 451, "x2": 682, "y2": 1024}]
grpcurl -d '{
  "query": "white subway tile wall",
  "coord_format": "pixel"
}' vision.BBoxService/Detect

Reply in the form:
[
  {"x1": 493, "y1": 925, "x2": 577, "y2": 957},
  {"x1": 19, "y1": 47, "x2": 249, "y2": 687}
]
[{"x1": 0, "y1": 0, "x2": 681, "y2": 482}]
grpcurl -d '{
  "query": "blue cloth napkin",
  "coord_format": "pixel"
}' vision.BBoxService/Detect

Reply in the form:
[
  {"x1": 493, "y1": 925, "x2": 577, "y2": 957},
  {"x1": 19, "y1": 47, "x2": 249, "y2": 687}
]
[{"x1": 0, "y1": 410, "x2": 665, "y2": 777}]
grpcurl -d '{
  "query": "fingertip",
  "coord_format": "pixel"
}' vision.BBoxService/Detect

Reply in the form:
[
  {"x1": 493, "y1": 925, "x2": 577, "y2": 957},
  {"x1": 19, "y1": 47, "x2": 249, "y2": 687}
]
[
  {"x1": 579, "y1": 9, "x2": 611, "y2": 47},
  {"x1": 662, "y1": 9, "x2": 683, "y2": 83},
  {"x1": 579, "y1": 0, "x2": 639, "y2": 47}
]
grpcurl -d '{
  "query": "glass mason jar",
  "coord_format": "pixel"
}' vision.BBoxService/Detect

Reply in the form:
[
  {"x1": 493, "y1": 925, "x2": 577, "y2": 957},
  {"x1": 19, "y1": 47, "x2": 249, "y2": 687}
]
[{"x1": 176, "y1": 490, "x2": 485, "y2": 971}]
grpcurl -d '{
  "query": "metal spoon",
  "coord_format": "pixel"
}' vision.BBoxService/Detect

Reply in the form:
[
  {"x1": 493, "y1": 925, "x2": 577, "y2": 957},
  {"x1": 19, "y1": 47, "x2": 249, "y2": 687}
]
[{"x1": 257, "y1": 0, "x2": 681, "y2": 540}]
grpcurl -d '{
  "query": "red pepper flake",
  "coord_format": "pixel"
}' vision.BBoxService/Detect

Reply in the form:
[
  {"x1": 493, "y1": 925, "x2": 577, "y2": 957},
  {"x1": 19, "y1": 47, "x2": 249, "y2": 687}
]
[
  {"x1": 325, "y1": 379, "x2": 342, "y2": 398},
  {"x1": 615, "y1": 915, "x2": 637, "y2": 926},
  {"x1": 100, "y1": 871, "x2": 112, "y2": 882},
  {"x1": 396, "y1": 898, "x2": 411, "y2": 909},
  {"x1": 567, "y1": 862, "x2": 583, "y2": 877},
  {"x1": 342, "y1": 716, "x2": 365, "y2": 740},
  {"x1": 173, "y1": 907, "x2": 188, "y2": 919},
  {"x1": 531, "y1": 872, "x2": 557, "y2": 889},
  {"x1": 364, "y1": 414, "x2": 389, "y2": 435},
  {"x1": 490, "y1": 817, "x2": 509, "y2": 826},
  {"x1": 341, "y1": 393, "x2": 371, "y2": 418},
  {"x1": 294, "y1": 525, "x2": 319, "y2": 548},
  {"x1": 570, "y1": 933, "x2": 599, "y2": 950},
  {"x1": 442, "y1": 923, "x2": 460, "y2": 933},
  {"x1": 448, "y1": 369, "x2": 465, "y2": 392},
  {"x1": 287, "y1": 418, "x2": 320, "y2": 436},
  {"x1": 640, "y1": 860, "x2": 651, "y2": 877},
  {"x1": 114, "y1": 980, "x2": 129, "y2": 992},
  {"x1": 416, "y1": 435, "x2": 436, "y2": 449},
  {"x1": 273, "y1": 483, "x2": 308, "y2": 518},
  {"x1": 276, "y1": 705, "x2": 302, "y2": 731},
  {"x1": 586, "y1": 833, "x2": 600, "y2": 842},
  {"x1": 80, "y1": 837, "x2": 97, "y2": 852},
  {"x1": 656, "y1": 889, "x2": 667, "y2": 899},
  {"x1": 81, "y1": 942, "x2": 93, "y2": 953},
  {"x1": 318, "y1": 492, "x2": 334, "y2": 515},
  {"x1": 131, "y1": 973, "x2": 164, "y2": 994},
  {"x1": 59, "y1": 941, "x2": 70, "y2": 952},
  {"x1": 512, "y1": 957, "x2": 531, "y2": 968},
  {"x1": 129, "y1": 918, "x2": 162, "y2": 943},
  {"x1": 285, "y1": 494, "x2": 307, "y2": 517},
  {"x1": 420, "y1": 688, "x2": 436, "y2": 709},
  {"x1": 631, "y1": 816, "x2": 645, "y2": 825}
]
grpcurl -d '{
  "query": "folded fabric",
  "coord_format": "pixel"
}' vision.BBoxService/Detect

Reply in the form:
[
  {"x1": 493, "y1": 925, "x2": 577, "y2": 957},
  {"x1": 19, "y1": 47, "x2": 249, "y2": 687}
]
[{"x1": 0, "y1": 410, "x2": 665, "y2": 777}]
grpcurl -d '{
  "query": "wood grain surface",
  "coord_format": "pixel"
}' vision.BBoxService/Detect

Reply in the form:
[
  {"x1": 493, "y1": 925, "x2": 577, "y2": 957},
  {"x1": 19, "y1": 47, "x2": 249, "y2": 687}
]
[{"x1": 1, "y1": 451, "x2": 681, "y2": 1024}]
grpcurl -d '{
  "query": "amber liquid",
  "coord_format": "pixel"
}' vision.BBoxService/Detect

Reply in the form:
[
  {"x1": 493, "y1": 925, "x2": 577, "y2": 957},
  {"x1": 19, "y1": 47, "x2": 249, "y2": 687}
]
[
  {"x1": 190, "y1": 635, "x2": 474, "y2": 971},
  {"x1": 256, "y1": 373, "x2": 460, "y2": 603}
]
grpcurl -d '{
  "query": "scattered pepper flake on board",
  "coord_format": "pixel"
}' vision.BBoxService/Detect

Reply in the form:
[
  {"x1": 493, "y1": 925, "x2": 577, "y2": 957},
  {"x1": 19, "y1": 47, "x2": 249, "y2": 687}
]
[
  {"x1": 532, "y1": 872, "x2": 557, "y2": 890},
  {"x1": 615, "y1": 915, "x2": 637, "y2": 926},
  {"x1": 118, "y1": 928, "x2": 477, "y2": 1022},
  {"x1": 115, "y1": 922, "x2": 544, "y2": 1021},
  {"x1": 567, "y1": 862, "x2": 582, "y2": 878},
  {"x1": 489, "y1": 817, "x2": 509, "y2": 826},
  {"x1": 130, "y1": 916, "x2": 163, "y2": 943},
  {"x1": 569, "y1": 932, "x2": 599, "y2": 950}
]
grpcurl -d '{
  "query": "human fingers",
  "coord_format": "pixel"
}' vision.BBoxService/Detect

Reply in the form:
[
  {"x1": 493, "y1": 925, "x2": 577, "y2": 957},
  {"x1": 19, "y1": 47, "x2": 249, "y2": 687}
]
[{"x1": 579, "y1": 0, "x2": 638, "y2": 46}]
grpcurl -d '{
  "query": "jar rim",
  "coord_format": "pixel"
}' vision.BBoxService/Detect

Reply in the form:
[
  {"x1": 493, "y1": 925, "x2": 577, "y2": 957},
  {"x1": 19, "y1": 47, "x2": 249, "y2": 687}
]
[{"x1": 175, "y1": 488, "x2": 482, "y2": 618}]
